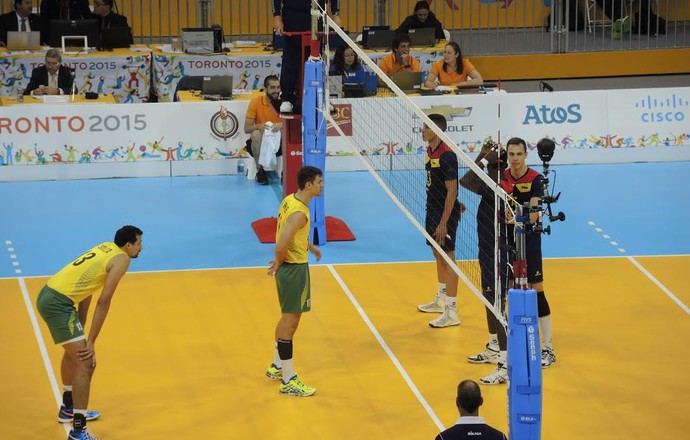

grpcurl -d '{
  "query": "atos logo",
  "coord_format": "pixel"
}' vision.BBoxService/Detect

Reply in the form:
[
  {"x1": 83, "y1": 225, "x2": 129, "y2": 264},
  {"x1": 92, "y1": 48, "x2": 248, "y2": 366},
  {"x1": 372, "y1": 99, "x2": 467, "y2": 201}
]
[
  {"x1": 636, "y1": 94, "x2": 688, "y2": 123},
  {"x1": 522, "y1": 104, "x2": 582, "y2": 125}
]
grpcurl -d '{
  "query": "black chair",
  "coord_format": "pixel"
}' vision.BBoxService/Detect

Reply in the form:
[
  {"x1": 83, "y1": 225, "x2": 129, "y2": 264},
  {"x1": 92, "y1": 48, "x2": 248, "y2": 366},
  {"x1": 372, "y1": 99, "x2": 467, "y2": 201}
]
[{"x1": 173, "y1": 75, "x2": 205, "y2": 102}]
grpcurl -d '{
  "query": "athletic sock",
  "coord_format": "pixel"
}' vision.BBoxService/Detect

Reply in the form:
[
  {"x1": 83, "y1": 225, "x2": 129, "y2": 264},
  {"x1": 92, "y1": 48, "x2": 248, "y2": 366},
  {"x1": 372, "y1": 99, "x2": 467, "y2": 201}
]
[
  {"x1": 62, "y1": 386, "x2": 73, "y2": 407},
  {"x1": 272, "y1": 344, "x2": 282, "y2": 368},
  {"x1": 539, "y1": 315, "x2": 553, "y2": 350},
  {"x1": 277, "y1": 339, "x2": 294, "y2": 383}
]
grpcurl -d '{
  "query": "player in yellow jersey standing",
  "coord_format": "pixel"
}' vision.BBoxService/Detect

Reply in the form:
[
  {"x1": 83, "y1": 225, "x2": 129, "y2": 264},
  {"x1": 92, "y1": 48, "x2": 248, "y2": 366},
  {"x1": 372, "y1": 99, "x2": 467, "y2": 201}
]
[
  {"x1": 265, "y1": 166, "x2": 323, "y2": 396},
  {"x1": 36, "y1": 225, "x2": 143, "y2": 440}
]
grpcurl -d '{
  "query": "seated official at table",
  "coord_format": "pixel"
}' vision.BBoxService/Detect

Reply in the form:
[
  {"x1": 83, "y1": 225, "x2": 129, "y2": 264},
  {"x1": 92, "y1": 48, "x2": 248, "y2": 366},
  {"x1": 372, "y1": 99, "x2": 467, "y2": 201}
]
[
  {"x1": 93, "y1": 0, "x2": 133, "y2": 44},
  {"x1": 24, "y1": 48, "x2": 74, "y2": 96},
  {"x1": 244, "y1": 75, "x2": 283, "y2": 185},
  {"x1": 0, "y1": 0, "x2": 41, "y2": 47},
  {"x1": 424, "y1": 42, "x2": 483, "y2": 88},
  {"x1": 330, "y1": 45, "x2": 366, "y2": 83},
  {"x1": 379, "y1": 33, "x2": 420, "y2": 78},
  {"x1": 40, "y1": 0, "x2": 93, "y2": 45},
  {"x1": 395, "y1": 1, "x2": 445, "y2": 40}
]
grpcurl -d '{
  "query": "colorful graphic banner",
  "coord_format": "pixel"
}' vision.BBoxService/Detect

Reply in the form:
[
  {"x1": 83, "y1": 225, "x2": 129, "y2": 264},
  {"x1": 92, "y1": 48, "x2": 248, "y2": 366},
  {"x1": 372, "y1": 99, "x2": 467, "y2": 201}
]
[
  {"x1": 0, "y1": 50, "x2": 151, "y2": 103},
  {"x1": 1, "y1": 87, "x2": 688, "y2": 178}
]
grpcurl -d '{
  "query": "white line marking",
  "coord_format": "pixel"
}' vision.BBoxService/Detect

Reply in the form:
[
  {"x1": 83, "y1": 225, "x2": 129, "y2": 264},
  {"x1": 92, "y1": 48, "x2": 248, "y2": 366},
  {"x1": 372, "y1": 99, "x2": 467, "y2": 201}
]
[
  {"x1": 12, "y1": 262, "x2": 19, "y2": 266},
  {"x1": 327, "y1": 264, "x2": 444, "y2": 430},
  {"x1": 610, "y1": 241, "x2": 618, "y2": 246},
  {"x1": 15, "y1": 269, "x2": 22, "y2": 274},
  {"x1": 602, "y1": 235, "x2": 610, "y2": 239},
  {"x1": 10, "y1": 254, "x2": 16, "y2": 259},
  {"x1": 17, "y1": 278, "x2": 69, "y2": 434},
  {"x1": 594, "y1": 228, "x2": 603, "y2": 232},
  {"x1": 627, "y1": 257, "x2": 690, "y2": 316},
  {"x1": 618, "y1": 248, "x2": 626, "y2": 253},
  {"x1": 4, "y1": 240, "x2": 11, "y2": 245},
  {"x1": 8, "y1": 247, "x2": 14, "y2": 252},
  {"x1": 587, "y1": 221, "x2": 596, "y2": 225}
]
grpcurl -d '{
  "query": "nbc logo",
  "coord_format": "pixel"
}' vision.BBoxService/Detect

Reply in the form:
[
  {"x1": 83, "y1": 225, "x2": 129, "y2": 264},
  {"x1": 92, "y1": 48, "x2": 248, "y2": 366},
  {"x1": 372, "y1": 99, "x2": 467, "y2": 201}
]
[{"x1": 636, "y1": 94, "x2": 688, "y2": 123}]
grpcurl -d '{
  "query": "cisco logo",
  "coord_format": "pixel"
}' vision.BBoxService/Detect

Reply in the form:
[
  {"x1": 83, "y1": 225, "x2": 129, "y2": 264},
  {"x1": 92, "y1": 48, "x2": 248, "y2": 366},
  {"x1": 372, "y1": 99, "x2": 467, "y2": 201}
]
[
  {"x1": 522, "y1": 104, "x2": 582, "y2": 125},
  {"x1": 636, "y1": 94, "x2": 688, "y2": 123}
]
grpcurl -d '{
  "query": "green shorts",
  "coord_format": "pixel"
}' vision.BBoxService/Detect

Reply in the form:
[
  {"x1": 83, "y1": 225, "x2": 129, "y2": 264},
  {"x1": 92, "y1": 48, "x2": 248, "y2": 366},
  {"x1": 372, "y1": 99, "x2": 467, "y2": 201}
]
[
  {"x1": 36, "y1": 285, "x2": 85, "y2": 345},
  {"x1": 275, "y1": 263, "x2": 311, "y2": 313}
]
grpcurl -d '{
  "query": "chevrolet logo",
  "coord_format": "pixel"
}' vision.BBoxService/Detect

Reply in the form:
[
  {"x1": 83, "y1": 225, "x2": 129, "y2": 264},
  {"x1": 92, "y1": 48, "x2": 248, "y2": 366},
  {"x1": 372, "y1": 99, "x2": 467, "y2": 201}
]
[{"x1": 418, "y1": 105, "x2": 472, "y2": 120}]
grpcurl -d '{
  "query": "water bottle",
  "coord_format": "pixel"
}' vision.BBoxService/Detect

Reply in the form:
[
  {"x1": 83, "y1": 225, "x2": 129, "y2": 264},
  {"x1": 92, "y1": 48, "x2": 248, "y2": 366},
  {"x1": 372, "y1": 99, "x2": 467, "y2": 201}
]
[
  {"x1": 237, "y1": 158, "x2": 245, "y2": 176},
  {"x1": 17, "y1": 88, "x2": 24, "y2": 103}
]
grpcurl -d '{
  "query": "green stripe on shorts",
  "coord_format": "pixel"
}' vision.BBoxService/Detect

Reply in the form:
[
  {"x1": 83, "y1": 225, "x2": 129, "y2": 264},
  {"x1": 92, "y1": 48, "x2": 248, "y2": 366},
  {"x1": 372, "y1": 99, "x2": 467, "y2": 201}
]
[
  {"x1": 275, "y1": 263, "x2": 311, "y2": 313},
  {"x1": 36, "y1": 285, "x2": 85, "y2": 345}
]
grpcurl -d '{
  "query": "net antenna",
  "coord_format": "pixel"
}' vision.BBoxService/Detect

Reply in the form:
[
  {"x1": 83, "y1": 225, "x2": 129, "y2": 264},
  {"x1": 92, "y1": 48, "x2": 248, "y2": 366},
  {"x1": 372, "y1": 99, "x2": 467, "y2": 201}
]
[{"x1": 322, "y1": 15, "x2": 516, "y2": 329}]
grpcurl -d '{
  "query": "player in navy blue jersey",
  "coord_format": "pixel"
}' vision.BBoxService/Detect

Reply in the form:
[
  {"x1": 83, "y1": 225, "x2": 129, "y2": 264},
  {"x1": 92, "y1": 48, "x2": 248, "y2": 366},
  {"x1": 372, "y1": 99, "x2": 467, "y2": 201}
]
[
  {"x1": 460, "y1": 140, "x2": 510, "y2": 384},
  {"x1": 500, "y1": 137, "x2": 556, "y2": 368},
  {"x1": 272, "y1": 0, "x2": 341, "y2": 113},
  {"x1": 417, "y1": 113, "x2": 465, "y2": 328}
]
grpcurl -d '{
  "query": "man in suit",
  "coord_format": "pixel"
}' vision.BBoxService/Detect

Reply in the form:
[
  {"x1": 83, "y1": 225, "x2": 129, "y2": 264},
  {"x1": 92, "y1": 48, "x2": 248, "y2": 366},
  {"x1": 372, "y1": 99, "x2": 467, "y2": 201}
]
[
  {"x1": 0, "y1": 0, "x2": 41, "y2": 47},
  {"x1": 24, "y1": 48, "x2": 74, "y2": 96},
  {"x1": 39, "y1": 0, "x2": 92, "y2": 45},
  {"x1": 92, "y1": 0, "x2": 133, "y2": 45}
]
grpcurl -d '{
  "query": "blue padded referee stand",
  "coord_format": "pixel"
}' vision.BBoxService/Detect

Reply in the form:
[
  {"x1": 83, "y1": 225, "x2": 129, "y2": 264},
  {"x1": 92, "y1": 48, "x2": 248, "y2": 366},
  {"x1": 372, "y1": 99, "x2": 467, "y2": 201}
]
[
  {"x1": 302, "y1": 56, "x2": 327, "y2": 244},
  {"x1": 508, "y1": 288, "x2": 542, "y2": 440},
  {"x1": 508, "y1": 208, "x2": 542, "y2": 440}
]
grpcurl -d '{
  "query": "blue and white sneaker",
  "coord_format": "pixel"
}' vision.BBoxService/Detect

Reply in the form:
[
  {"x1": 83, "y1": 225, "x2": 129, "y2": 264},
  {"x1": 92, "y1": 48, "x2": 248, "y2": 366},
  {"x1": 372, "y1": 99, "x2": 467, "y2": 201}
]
[
  {"x1": 58, "y1": 406, "x2": 101, "y2": 423},
  {"x1": 67, "y1": 428, "x2": 101, "y2": 440}
]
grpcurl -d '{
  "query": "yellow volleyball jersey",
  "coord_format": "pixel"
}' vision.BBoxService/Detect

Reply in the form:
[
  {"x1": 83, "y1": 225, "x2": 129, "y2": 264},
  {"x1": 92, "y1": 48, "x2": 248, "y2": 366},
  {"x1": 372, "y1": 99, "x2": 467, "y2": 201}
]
[
  {"x1": 47, "y1": 242, "x2": 126, "y2": 304},
  {"x1": 276, "y1": 194, "x2": 310, "y2": 264}
]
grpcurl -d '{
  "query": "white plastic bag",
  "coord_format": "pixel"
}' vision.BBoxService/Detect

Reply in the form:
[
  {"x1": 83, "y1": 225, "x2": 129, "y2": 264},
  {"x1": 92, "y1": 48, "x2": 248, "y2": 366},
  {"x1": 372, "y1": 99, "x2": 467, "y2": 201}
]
[{"x1": 258, "y1": 123, "x2": 281, "y2": 169}]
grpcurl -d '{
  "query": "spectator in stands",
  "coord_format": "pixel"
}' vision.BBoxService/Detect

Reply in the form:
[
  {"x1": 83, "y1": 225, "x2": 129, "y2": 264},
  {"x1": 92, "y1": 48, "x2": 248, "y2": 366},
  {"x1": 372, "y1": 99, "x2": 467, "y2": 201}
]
[
  {"x1": 379, "y1": 32, "x2": 420, "y2": 78},
  {"x1": 273, "y1": 0, "x2": 341, "y2": 113},
  {"x1": 0, "y1": 0, "x2": 41, "y2": 47},
  {"x1": 24, "y1": 48, "x2": 74, "y2": 96},
  {"x1": 395, "y1": 1, "x2": 445, "y2": 40},
  {"x1": 39, "y1": 0, "x2": 92, "y2": 45},
  {"x1": 424, "y1": 42, "x2": 482, "y2": 88},
  {"x1": 244, "y1": 75, "x2": 283, "y2": 185},
  {"x1": 92, "y1": 0, "x2": 133, "y2": 46},
  {"x1": 330, "y1": 45, "x2": 365, "y2": 82},
  {"x1": 435, "y1": 379, "x2": 508, "y2": 440}
]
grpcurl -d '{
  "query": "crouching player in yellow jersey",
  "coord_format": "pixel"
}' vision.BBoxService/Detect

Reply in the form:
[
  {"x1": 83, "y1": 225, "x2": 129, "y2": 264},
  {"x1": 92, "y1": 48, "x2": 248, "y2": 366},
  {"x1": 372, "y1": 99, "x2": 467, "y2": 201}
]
[
  {"x1": 36, "y1": 225, "x2": 143, "y2": 440},
  {"x1": 266, "y1": 166, "x2": 323, "y2": 396}
]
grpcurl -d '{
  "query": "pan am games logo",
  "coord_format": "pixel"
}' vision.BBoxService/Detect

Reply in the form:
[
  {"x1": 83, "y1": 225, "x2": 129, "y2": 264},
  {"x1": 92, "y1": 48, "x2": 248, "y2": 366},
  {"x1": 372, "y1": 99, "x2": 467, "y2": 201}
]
[
  {"x1": 636, "y1": 94, "x2": 688, "y2": 123},
  {"x1": 210, "y1": 106, "x2": 239, "y2": 140}
]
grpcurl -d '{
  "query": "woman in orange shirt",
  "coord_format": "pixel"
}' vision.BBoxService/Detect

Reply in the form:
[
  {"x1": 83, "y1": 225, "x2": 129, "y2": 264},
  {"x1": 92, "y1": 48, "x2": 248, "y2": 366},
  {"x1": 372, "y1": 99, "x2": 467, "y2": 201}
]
[{"x1": 424, "y1": 42, "x2": 483, "y2": 88}]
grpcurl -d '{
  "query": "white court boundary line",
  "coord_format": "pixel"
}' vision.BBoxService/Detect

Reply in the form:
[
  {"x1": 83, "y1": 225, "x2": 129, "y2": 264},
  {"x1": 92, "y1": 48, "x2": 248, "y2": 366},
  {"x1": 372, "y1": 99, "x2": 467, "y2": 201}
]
[
  {"x1": 17, "y1": 277, "x2": 70, "y2": 435},
  {"x1": 327, "y1": 264, "x2": 444, "y2": 430},
  {"x1": 586, "y1": 221, "x2": 689, "y2": 316},
  {"x1": 627, "y1": 256, "x2": 690, "y2": 316}
]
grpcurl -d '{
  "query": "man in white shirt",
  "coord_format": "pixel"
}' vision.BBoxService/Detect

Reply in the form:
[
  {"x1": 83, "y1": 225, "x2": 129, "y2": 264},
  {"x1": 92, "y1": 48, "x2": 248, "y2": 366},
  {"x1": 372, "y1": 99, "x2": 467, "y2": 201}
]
[
  {"x1": 24, "y1": 48, "x2": 75, "y2": 96},
  {"x1": 0, "y1": 0, "x2": 41, "y2": 46}
]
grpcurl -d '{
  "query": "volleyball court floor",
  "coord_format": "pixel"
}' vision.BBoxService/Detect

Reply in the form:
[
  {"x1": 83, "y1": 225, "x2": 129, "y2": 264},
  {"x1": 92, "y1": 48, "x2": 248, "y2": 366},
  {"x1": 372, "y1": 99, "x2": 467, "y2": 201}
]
[{"x1": 1, "y1": 161, "x2": 689, "y2": 439}]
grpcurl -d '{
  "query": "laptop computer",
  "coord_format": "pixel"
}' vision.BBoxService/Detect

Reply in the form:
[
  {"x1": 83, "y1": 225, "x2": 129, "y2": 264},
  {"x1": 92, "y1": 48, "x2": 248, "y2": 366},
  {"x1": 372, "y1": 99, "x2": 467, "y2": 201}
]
[
  {"x1": 408, "y1": 27, "x2": 436, "y2": 47},
  {"x1": 365, "y1": 29, "x2": 395, "y2": 50},
  {"x1": 202, "y1": 75, "x2": 233, "y2": 99},
  {"x1": 361, "y1": 25, "x2": 389, "y2": 48},
  {"x1": 100, "y1": 27, "x2": 133, "y2": 49},
  {"x1": 390, "y1": 71, "x2": 423, "y2": 93},
  {"x1": 6, "y1": 31, "x2": 41, "y2": 51}
]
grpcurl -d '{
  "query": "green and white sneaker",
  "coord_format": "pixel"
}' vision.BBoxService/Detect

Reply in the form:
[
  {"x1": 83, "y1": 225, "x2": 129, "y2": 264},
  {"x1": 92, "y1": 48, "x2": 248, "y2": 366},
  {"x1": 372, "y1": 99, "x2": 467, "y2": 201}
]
[
  {"x1": 265, "y1": 363, "x2": 283, "y2": 380},
  {"x1": 279, "y1": 375, "x2": 316, "y2": 397}
]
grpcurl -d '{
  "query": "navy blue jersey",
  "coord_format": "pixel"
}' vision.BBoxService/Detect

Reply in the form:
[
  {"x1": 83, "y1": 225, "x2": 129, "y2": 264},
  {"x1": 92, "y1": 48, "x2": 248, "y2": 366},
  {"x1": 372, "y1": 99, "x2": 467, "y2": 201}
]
[{"x1": 426, "y1": 141, "x2": 460, "y2": 212}]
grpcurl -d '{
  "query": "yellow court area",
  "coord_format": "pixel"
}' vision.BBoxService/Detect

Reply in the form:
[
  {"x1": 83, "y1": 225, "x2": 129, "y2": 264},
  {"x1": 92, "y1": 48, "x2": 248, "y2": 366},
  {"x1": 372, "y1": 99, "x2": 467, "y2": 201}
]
[{"x1": 2, "y1": 256, "x2": 689, "y2": 439}]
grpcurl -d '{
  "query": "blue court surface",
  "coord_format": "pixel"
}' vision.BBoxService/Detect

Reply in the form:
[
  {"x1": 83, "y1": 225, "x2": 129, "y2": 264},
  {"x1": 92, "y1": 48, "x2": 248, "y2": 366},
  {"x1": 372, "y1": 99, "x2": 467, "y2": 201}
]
[{"x1": 1, "y1": 161, "x2": 689, "y2": 277}]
